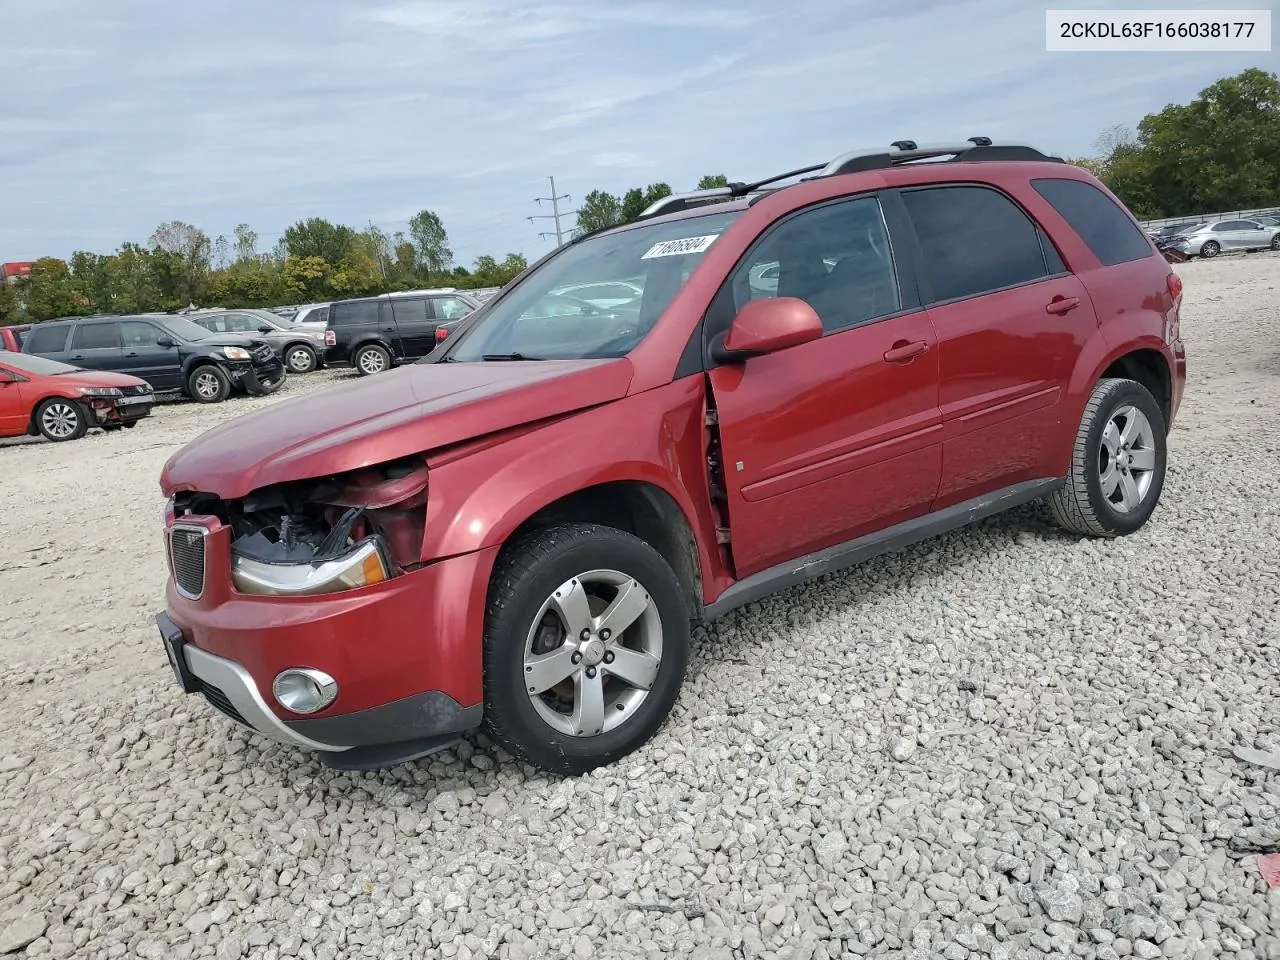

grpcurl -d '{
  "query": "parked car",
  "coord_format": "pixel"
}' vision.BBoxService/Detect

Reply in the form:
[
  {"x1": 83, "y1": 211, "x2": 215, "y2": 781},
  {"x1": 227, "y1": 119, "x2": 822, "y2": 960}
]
[
  {"x1": 156, "y1": 138, "x2": 1185, "y2": 776},
  {"x1": 188, "y1": 309, "x2": 327, "y2": 374},
  {"x1": 291, "y1": 303, "x2": 331, "y2": 327},
  {"x1": 1163, "y1": 218, "x2": 1280, "y2": 258},
  {"x1": 0, "y1": 350, "x2": 154, "y2": 441},
  {"x1": 323, "y1": 289, "x2": 481, "y2": 375},
  {"x1": 0, "y1": 324, "x2": 31, "y2": 352},
  {"x1": 552, "y1": 280, "x2": 643, "y2": 308},
  {"x1": 23, "y1": 314, "x2": 285, "y2": 403}
]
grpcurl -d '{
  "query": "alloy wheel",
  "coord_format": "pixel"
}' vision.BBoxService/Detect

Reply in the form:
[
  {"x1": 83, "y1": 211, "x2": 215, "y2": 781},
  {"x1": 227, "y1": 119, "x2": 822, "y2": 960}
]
[
  {"x1": 522, "y1": 569, "x2": 663, "y2": 738},
  {"x1": 1098, "y1": 405, "x2": 1157, "y2": 514},
  {"x1": 40, "y1": 402, "x2": 80, "y2": 439},
  {"x1": 194, "y1": 371, "x2": 222, "y2": 399},
  {"x1": 358, "y1": 350, "x2": 387, "y2": 374}
]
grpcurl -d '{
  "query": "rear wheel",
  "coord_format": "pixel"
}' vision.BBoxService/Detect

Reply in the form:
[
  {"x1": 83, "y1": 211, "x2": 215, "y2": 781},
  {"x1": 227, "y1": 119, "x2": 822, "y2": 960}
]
[
  {"x1": 1047, "y1": 377, "x2": 1166, "y2": 538},
  {"x1": 354, "y1": 343, "x2": 391, "y2": 376},
  {"x1": 35, "y1": 398, "x2": 88, "y2": 442},
  {"x1": 285, "y1": 344, "x2": 317, "y2": 373},
  {"x1": 1200, "y1": 240, "x2": 1220, "y2": 258},
  {"x1": 1271, "y1": 235, "x2": 1280, "y2": 251},
  {"x1": 187, "y1": 364, "x2": 230, "y2": 403},
  {"x1": 482, "y1": 523, "x2": 690, "y2": 775}
]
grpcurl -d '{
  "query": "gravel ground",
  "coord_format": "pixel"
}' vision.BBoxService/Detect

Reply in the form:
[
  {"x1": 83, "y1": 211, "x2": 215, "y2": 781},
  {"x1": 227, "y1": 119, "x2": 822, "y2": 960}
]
[{"x1": 1, "y1": 254, "x2": 1278, "y2": 959}]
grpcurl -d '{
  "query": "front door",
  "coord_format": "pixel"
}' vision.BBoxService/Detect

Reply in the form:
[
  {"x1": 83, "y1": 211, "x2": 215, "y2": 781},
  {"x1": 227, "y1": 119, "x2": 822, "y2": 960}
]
[
  {"x1": 706, "y1": 192, "x2": 943, "y2": 579},
  {"x1": 896, "y1": 183, "x2": 1098, "y2": 507},
  {"x1": 120, "y1": 319, "x2": 183, "y2": 390},
  {"x1": 0, "y1": 367, "x2": 27, "y2": 435}
]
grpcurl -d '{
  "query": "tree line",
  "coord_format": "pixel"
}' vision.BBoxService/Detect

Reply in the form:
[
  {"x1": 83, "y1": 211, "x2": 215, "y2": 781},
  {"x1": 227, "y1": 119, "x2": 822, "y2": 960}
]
[
  {"x1": 0, "y1": 211, "x2": 529, "y2": 324},
  {"x1": 1064, "y1": 68, "x2": 1280, "y2": 220}
]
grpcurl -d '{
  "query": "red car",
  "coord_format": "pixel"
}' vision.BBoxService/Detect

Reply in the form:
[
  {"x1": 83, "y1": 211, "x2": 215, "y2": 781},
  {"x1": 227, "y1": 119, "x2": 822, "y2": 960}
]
[
  {"x1": 156, "y1": 139, "x2": 1187, "y2": 775},
  {"x1": 0, "y1": 351, "x2": 156, "y2": 441}
]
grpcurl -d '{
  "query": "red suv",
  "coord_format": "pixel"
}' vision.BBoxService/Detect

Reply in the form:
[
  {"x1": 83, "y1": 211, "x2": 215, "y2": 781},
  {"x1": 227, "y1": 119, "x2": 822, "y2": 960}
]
[{"x1": 156, "y1": 139, "x2": 1186, "y2": 775}]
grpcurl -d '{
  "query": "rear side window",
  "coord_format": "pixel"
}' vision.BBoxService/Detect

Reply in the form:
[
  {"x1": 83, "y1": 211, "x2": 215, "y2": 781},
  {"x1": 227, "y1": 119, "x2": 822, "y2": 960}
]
[
  {"x1": 331, "y1": 301, "x2": 380, "y2": 326},
  {"x1": 1031, "y1": 178, "x2": 1152, "y2": 266},
  {"x1": 71, "y1": 322, "x2": 122, "y2": 350},
  {"x1": 431, "y1": 296, "x2": 475, "y2": 320},
  {"x1": 901, "y1": 185, "x2": 1050, "y2": 303},
  {"x1": 391, "y1": 298, "x2": 428, "y2": 325},
  {"x1": 25, "y1": 325, "x2": 69, "y2": 354}
]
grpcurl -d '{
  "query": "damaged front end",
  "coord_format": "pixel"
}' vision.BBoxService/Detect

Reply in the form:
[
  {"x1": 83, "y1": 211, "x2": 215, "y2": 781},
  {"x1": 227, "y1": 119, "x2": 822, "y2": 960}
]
[{"x1": 171, "y1": 456, "x2": 429, "y2": 597}]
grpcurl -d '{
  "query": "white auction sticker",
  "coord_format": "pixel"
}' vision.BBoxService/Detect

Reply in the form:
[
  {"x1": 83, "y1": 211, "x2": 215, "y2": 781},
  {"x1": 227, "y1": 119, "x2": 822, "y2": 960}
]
[
  {"x1": 1046, "y1": 9, "x2": 1271, "y2": 51},
  {"x1": 640, "y1": 235, "x2": 721, "y2": 259}
]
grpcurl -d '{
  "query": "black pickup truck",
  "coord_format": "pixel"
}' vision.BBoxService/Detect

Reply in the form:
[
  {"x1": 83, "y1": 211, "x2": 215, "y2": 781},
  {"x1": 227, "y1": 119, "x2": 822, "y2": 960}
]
[{"x1": 21, "y1": 313, "x2": 285, "y2": 403}]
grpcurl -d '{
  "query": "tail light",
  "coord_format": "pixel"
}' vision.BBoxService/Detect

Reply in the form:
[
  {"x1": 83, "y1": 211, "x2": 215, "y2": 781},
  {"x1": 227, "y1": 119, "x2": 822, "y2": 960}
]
[
  {"x1": 435, "y1": 328, "x2": 450, "y2": 344},
  {"x1": 324, "y1": 330, "x2": 336, "y2": 346},
  {"x1": 1167, "y1": 272, "x2": 1183, "y2": 303}
]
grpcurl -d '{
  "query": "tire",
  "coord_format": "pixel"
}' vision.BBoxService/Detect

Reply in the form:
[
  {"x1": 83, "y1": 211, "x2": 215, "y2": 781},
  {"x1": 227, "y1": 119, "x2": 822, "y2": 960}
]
[
  {"x1": 1047, "y1": 377, "x2": 1167, "y2": 538},
  {"x1": 1271, "y1": 235, "x2": 1280, "y2": 251},
  {"x1": 187, "y1": 364, "x2": 231, "y2": 403},
  {"x1": 34, "y1": 398, "x2": 88, "y2": 442},
  {"x1": 284, "y1": 344, "x2": 317, "y2": 374},
  {"x1": 354, "y1": 343, "x2": 391, "y2": 376},
  {"x1": 482, "y1": 523, "x2": 690, "y2": 775},
  {"x1": 1200, "y1": 240, "x2": 1220, "y2": 258}
]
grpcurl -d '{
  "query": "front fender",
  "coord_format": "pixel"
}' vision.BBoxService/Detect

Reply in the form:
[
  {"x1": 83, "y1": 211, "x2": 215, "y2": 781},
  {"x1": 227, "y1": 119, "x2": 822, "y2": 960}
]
[{"x1": 420, "y1": 377, "x2": 730, "y2": 603}]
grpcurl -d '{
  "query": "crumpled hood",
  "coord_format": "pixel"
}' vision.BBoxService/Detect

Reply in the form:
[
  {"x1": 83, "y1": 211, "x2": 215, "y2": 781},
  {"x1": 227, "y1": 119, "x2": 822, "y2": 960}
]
[{"x1": 160, "y1": 358, "x2": 634, "y2": 499}]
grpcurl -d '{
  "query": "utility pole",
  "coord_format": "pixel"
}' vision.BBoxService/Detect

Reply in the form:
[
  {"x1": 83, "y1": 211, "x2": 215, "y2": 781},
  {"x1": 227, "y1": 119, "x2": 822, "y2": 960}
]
[{"x1": 528, "y1": 176, "x2": 577, "y2": 246}]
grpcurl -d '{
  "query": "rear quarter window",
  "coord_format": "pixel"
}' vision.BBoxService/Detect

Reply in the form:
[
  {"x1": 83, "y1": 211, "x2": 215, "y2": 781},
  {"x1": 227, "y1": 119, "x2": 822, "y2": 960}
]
[
  {"x1": 1031, "y1": 178, "x2": 1153, "y2": 266},
  {"x1": 25, "y1": 325, "x2": 70, "y2": 354},
  {"x1": 330, "y1": 301, "x2": 380, "y2": 326}
]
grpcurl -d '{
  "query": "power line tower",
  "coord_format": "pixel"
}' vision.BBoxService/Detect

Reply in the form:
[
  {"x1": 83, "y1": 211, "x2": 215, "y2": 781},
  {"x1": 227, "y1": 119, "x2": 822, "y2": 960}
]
[{"x1": 528, "y1": 176, "x2": 578, "y2": 246}]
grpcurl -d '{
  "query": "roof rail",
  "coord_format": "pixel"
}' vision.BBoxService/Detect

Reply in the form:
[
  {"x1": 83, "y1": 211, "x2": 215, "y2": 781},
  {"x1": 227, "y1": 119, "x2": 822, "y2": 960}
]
[
  {"x1": 632, "y1": 137, "x2": 1062, "y2": 223},
  {"x1": 819, "y1": 138, "x2": 1063, "y2": 177}
]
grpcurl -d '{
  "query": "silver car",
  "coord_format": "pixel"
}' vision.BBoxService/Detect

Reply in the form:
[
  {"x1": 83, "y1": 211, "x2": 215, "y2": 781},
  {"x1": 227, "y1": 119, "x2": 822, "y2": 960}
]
[{"x1": 1168, "y1": 218, "x2": 1280, "y2": 258}]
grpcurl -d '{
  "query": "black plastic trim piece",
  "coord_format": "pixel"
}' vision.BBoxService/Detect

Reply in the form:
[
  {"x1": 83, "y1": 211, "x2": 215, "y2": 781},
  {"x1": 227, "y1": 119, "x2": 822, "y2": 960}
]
[
  {"x1": 314, "y1": 734, "x2": 465, "y2": 771},
  {"x1": 702, "y1": 478, "x2": 1065, "y2": 621},
  {"x1": 286, "y1": 690, "x2": 482, "y2": 747}
]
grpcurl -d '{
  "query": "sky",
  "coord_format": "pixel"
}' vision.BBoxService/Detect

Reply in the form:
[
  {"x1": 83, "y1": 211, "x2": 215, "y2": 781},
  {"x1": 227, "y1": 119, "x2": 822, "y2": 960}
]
[{"x1": 0, "y1": 0, "x2": 1272, "y2": 269}]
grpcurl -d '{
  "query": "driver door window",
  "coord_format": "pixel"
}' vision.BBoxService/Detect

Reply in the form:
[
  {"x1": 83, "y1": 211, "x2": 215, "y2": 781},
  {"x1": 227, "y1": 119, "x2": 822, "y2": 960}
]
[{"x1": 730, "y1": 195, "x2": 902, "y2": 333}]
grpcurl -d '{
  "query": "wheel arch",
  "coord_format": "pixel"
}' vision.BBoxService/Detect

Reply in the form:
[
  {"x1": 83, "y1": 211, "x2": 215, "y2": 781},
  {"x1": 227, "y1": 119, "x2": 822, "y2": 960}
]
[{"x1": 28, "y1": 392, "x2": 84, "y2": 433}]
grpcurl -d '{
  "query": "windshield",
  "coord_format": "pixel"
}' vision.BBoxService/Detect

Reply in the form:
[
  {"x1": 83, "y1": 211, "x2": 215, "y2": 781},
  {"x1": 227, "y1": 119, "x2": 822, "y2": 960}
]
[
  {"x1": 0, "y1": 352, "x2": 81, "y2": 376},
  {"x1": 446, "y1": 209, "x2": 742, "y2": 361},
  {"x1": 158, "y1": 316, "x2": 215, "y2": 342}
]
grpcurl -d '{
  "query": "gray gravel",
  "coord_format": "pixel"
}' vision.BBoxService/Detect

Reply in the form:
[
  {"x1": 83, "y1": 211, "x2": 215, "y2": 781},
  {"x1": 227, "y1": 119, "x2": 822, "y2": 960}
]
[{"x1": 2, "y1": 254, "x2": 1279, "y2": 959}]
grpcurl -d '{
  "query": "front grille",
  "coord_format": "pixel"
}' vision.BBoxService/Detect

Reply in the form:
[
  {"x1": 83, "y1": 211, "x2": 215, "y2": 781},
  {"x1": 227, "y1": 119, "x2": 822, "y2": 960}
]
[
  {"x1": 169, "y1": 525, "x2": 207, "y2": 600},
  {"x1": 125, "y1": 384, "x2": 151, "y2": 396},
  {"x1": 196, "y1": 678, "x2": 251, "y2": 728},
  {"x1": 251, "y1": 344, "x2": 274, "y2": 363}
]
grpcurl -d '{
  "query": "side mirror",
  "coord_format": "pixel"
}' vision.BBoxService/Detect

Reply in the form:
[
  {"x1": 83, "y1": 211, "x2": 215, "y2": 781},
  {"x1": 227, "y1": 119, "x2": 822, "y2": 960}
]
[
  {"x1": 156, "y1": 337, "x2": 176, "y2": 348},
  {"x1": 258, "y1": 325, "x2": 274, "y2": 334},
  {"x1": 715, "y1": 297, "x2": 823, "y2": 361}
]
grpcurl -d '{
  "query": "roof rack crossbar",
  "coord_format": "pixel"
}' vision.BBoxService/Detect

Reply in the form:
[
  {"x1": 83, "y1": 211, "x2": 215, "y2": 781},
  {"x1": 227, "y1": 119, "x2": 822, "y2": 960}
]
[{"x1": 638, "y1": 162, "x2": 829, "y2": 220}]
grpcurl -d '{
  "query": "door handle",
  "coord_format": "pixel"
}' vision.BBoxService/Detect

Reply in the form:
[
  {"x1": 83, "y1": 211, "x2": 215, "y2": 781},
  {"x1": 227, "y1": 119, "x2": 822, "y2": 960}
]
[
  {"x1": 883, "y1": 340, "x2": 929, "y2": 363},
  {"x1": 381, "y1": 326, "x2": 396, "y2": 332},
  {"x1": 70, "y1": 355, "x2": 85, "y2": 360},
  {"x1": 126, "y1": 352, "x2": 139, "y2": 357},
  {"x1": 1045, "y1": 296, "x2": 1080, "y2": 315}
]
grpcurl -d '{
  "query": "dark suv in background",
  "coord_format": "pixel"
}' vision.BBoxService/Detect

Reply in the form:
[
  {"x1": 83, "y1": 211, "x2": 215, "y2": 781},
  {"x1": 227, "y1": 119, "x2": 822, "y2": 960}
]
[
  {"x1": 323, "y1": 289, "x2": 479, "y2": 375},
  {"x1": 23, "y1": 314, "x2": 285, "y2": 403},
  {"x1": 186, "y1": 308, "x2": 327, "y2": 374}
]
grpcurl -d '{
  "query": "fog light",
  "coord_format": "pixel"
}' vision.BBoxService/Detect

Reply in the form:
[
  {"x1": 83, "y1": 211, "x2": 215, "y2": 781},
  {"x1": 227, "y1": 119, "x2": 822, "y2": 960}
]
[{"x1": 273, "y1": 668, "x2": 338, "y2": 714}]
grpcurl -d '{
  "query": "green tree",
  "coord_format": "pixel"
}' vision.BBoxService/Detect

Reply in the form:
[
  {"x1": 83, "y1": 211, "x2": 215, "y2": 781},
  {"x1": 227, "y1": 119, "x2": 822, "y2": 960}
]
[
  {"x1": 574, "y1": 190, "x2": 623, "y2": 236},
  {"x1": 469, "y1": 253, "x2": 528, "y2": 287},
  {"x1": 281, "y1": 218, "x2": 359, "y2": 264},
  {"x1": 696, "y1": 174, "x2": 729, "y2": 189},
  {"x1": 149, "y1": 220, "x2": 212, "y2": 304},
  {"x1": 19, "y1": 258, "x2": 84, "y2": 321},
  {"x1": 329, "y1": 249, "x2": 382, "y2": 297},
  {"x1": 233, "y1": 223, "x2": 258, "y2": 262},
  {"x1": 70, "y1": 252, "x2": 115, "y2": 314},
  {"x1": 108, "y1": 243, "x2": 165, "y2": 314},
  {"x1": 620, "y1": 182, "x2": 673, "y2": 222},
  {"x1": 0, "y1": 280, "x2": 24, "y2": 325},
  {"x1": 281, "y1": 255, "x2": 332, "y2": 300},
  {"x1": 407, "y1": 209, "x2": 452, "y2": 275}
]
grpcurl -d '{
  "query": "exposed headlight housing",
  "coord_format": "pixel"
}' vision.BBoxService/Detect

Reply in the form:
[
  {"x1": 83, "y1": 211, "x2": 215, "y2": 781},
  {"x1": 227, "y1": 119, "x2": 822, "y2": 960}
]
[
  {"x1": 78, "y1": 386, "x2": 123, "y2": 397},
  {"x1": 221, "y1": 347, "x2": 251, "y2": 361},
  {"x1": 232, "y1": 537, "x2": 392, "y2": 596}
]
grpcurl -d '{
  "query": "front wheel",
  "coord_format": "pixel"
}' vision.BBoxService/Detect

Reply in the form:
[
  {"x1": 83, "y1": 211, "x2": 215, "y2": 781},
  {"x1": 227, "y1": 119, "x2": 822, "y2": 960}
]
[
  {"x1": 285, "y1": 344, "x2": 317, "y2": 373},
  {"x1": 35, "y1": 398, "x2": 88, "y2": 442},
  {"x1": 1200, "y1": 240, "x2": 1220, "y2": 258},
  {"x1": 1047, "y1": 377, "x2": 1167, "y2": 537},
  {"x1": 354, "y1": 343, "x2": 391, "y2": 376},
  {"x1": 187, "y1": 364, "x2": 230, "y2": 403},
  {"x1": 482, "y1": 523, "x2": 690, "y2": 775}
]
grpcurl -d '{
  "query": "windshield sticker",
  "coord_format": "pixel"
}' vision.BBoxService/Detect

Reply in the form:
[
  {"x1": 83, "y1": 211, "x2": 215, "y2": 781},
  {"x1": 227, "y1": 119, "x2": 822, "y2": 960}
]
[{"x1": 640, "y1": 234, "x2": 721, "y2": 259}]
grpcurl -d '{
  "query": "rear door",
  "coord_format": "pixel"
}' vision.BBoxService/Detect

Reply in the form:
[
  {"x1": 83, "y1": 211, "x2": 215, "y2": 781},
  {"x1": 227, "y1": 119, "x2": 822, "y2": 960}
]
[
  {"x1": 120, "y1": 319, "x2": 182, "y2": 389},
  {"x1": 390, "y1": 297, "x2": 433, "y2": 358},
  {"x1": 67, "y1": 321, "x2": 124, "y2": 372},
  {"x1": 898, "y1": 182, "x2": 1098, "y2": 509},
  {"x1": 21, "y1": 323, "x2": 71, "y2": 359},
  {"x1": 707, "y1": 191, "x2": 943, "y2": 578},
  {"x1": 1238, "y1": 219, "x2": 1272, "y2": 249},
  {"x1": 0, "y1": 362, "x2": 27, "y2": 435}
]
